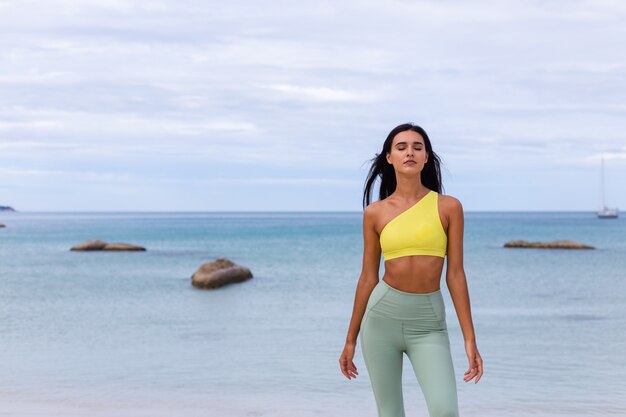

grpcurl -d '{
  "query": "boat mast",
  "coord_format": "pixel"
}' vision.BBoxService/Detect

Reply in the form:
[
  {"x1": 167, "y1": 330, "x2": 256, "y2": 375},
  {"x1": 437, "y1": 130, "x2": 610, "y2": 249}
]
[{"x1": 601, "y1": 156, "x2": 605, "y2": 209}]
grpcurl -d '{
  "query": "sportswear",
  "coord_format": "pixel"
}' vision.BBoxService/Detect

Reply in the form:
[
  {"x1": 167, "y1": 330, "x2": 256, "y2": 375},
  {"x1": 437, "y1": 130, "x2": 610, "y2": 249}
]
[
  {"x1": 379, "y1": 190, "x2": 447, "y2": 260},
  {"x1": 360, "y1": 278, "x2": 459, "y2": 417}
]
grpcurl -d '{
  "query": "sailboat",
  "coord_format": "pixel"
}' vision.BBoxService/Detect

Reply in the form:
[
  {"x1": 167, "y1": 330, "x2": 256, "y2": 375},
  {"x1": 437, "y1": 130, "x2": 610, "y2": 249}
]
[{"x1": 597, "y1": 156, "x2": 618, "y2": 219}]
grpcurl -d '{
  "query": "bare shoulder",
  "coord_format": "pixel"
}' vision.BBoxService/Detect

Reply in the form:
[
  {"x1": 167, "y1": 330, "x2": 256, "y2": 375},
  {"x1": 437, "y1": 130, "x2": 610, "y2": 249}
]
[
  {"x1": 364, "y1": 199, "x2": 384, "y2": 221},
  {"x1": 438, "y1": 193, "x2": 464, "y2": 218},
  {"x1": 363, "y1": 199, "x2": 388, "y2": 233}
]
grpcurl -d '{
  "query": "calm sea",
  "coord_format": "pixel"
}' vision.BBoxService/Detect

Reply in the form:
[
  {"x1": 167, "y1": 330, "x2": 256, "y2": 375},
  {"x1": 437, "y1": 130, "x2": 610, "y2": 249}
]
[{"x1": 0, "y1": 211, "x2": 625, "y2": 417}]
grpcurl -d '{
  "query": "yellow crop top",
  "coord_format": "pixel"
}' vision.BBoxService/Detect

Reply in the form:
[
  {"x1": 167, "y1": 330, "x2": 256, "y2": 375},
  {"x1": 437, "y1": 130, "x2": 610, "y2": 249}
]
[{"x1": 379, "y1": 189, "x2": 447, "y2": 260}]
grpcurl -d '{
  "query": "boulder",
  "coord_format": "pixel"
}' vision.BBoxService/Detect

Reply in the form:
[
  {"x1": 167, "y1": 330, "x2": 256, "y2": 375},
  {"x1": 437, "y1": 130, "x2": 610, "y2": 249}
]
[
  {"x1": 503, "y1": 240, "x2": 594, "y2": 249},
  {"x1": 71, "y1": 240, "x2": 146, "y2": 251},
  {"x1": 191, "y1": 258, "x2": 253, "y2": 289},
  {"x1": 71, "y1": 239, "x2": 109, "y2": 251},
  {"x1": 102, "y1": 242, "x2": 146, "y2": 251}
]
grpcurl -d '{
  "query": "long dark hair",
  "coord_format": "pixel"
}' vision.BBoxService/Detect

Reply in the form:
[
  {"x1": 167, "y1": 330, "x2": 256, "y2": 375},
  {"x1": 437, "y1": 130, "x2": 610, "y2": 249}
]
[{"x1": 362, "y1": 123, "x2": 444, "y2": 209}]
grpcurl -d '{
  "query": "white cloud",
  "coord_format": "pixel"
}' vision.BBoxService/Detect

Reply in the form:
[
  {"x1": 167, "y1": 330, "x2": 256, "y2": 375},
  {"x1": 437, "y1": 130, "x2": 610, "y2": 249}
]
[
  {"x1": 0, "y1": 165, "x2": 358, "y2": 188},
  {"x1": 0, "y1": 110, "x2": 257, "y2": 135},
  {"x1": 264, "y1": 83, "x2": 379, "y2": 103},
  {"x1": 0, "y1": 166, "x2": 136, "y2": 181},
  {"x1": 0, "y1": 120, "x2": 64, "y2": 130}
]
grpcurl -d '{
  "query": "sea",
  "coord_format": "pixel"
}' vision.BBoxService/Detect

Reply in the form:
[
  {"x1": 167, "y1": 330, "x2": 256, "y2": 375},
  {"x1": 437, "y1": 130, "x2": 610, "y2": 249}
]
[{"x1": 0, "y1": 210, "x2": 625, "y2": 417}]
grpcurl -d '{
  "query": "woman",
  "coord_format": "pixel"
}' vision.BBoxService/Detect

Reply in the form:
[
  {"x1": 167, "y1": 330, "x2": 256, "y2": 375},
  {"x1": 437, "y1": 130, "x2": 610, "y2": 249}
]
[{"x1": 339, "y1": 123, "x2": 483, "y2": 417}]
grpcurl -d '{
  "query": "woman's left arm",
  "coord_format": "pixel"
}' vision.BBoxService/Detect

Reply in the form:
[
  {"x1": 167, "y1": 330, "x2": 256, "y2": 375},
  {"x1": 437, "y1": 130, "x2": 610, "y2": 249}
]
[{"x1": 445, "y1": 196, "x2": 483, "y2": 383}]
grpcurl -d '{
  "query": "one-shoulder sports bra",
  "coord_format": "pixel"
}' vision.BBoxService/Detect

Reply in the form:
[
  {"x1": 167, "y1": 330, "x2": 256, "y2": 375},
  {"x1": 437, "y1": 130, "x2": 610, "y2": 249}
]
[{"x1": 379, "y1": 189, "x2": 447, "y2": 260}]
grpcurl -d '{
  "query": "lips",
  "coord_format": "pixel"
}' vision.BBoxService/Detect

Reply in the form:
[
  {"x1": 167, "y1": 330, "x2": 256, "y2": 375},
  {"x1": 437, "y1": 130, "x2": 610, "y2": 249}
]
[{"x1": 404, "y1": 160, "x2": 417, "y2": 165}]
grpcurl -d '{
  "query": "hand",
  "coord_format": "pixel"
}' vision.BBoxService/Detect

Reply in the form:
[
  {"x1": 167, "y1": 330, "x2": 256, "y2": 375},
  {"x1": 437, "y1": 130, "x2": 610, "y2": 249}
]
[
  {"x1": 339, "y1": 342, "x2": 359, "y2": 380},
  {"x1": 463, "y1": 340, "x2": 483, "y2": 384}
]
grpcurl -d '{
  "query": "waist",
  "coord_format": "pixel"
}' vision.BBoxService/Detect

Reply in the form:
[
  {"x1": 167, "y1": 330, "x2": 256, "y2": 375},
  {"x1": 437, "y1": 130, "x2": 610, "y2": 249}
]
[
  {"x1": 365, "y1": 279, "x2": 446, "y2": 322},
  {"x1": 381, "y1": 277, "x2": 441, "y2": 296}
]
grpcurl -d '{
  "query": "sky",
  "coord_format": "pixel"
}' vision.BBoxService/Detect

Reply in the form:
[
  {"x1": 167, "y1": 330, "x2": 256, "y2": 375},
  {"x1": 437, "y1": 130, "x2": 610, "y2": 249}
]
[{"x1": 1, "y1": 0, "x2": 625, "y2": 212}]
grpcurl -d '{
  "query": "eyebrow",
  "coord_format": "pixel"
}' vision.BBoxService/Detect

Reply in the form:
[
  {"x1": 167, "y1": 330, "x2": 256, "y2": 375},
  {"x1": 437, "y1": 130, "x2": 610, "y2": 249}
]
[{"x1": 395, "y1": 141, "x2": 424, "y2": 146}]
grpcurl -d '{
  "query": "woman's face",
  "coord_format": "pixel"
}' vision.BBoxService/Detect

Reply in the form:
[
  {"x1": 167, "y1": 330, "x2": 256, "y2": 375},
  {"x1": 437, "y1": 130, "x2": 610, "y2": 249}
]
[{"x1": 386, "y1": 130, "x2": 428, "y2": 173}]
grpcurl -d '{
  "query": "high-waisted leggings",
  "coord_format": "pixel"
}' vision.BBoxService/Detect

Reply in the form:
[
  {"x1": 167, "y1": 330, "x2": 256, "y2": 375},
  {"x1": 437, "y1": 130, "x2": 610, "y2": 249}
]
[{"x1": 360, "y1": 279, "x2": 459, "y2": 417}]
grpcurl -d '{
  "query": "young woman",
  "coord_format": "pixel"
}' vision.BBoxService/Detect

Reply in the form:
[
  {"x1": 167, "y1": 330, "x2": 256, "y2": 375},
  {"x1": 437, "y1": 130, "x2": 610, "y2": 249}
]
[{"x1": 339, "y1": 123, "x2": 483, "y2": 417}]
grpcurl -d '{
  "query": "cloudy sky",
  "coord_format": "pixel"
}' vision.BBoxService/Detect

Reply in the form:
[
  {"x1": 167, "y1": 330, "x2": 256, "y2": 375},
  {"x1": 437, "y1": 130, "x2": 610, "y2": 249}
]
[{"x1": 1, "y1": 0, "x2": 625, "y2": 211}]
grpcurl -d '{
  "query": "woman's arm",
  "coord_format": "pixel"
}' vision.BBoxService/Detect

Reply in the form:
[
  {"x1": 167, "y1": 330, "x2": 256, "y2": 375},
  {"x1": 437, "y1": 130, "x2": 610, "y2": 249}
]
[
  {"x1": 445, "y1": 196, "x2": 483, "y2": 383},
  {"x1": 340, "y1": 204, "x2": 381, "y2": 380},
  {"x1": 445, "y1": 196, "x2": 475, "y2": 342},
  {"x1": 345, "y1": 204, "x2": 382, "y2": 345}
]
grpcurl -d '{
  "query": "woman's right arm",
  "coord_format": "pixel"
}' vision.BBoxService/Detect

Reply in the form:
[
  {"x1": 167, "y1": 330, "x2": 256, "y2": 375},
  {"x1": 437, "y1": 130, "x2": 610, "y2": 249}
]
[{"x1": 339, "y1": 204, "x2": 381, "y2": 379}]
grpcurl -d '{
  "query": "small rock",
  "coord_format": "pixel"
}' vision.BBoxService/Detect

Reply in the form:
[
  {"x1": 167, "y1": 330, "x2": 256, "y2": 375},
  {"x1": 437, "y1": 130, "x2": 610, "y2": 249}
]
[
  {"x1": 71, "y1": 240, "x2": 146, "y2": 251},
  {"x1": 504, "y1": 240, "x2": 594, "y2": 249},
  {"x1": 191, "y1": 258, "x2": 253, "y2": 289},
  {"x1": 102, "y1": 242, "x2": 146, "y2": 251},
  {"x1": 71, "y1": 240, "x2": 109, "y2": 251}
]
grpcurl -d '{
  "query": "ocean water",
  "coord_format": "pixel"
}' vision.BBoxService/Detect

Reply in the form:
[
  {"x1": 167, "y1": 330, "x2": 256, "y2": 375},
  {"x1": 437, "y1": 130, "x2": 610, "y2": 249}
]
[{"x1": 0, "y1": 210, "x2": 625, "y2": 417}]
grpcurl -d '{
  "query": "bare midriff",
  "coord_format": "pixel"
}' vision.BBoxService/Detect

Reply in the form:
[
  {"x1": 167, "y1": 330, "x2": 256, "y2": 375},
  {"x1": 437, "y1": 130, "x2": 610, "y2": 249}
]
[{"x1": 382, "y1": 255, "x2": 445, "y2": 293}]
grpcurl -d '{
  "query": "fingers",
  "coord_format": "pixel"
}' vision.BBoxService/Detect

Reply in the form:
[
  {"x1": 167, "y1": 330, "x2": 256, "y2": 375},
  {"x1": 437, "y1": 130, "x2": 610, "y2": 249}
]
[
  {"x1": 339, "y1": 357, "x2": 358, "y2": 380},
  {"x1": 463, "y1": 354, "x2": 484, "y2": 383},
  {"x1": 347, "y1": 361, "x2": 358, "y2": 378},
  {"x1": 463, "y1": 366, "x2": 477, "y2": 382}
]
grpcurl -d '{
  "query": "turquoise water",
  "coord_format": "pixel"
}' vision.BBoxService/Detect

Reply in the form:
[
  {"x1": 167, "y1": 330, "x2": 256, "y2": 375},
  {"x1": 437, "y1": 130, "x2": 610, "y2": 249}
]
[{"x1": 0, "y1": 211, "x2": 625, "y2": 417}]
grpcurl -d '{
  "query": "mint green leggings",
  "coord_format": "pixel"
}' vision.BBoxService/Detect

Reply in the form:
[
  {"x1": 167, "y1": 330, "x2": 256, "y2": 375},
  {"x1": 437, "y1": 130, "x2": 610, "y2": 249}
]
[{"x1": 360, "y1": 279, "x2": 459, "y2": 417}]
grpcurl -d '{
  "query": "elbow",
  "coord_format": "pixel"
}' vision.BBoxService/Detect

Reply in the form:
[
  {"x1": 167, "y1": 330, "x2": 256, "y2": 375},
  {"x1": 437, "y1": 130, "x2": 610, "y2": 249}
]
[
  {"x1": 445, "y1": 269, "x2": 466, "y2": 283},
  {"x1": 359, "y1": 273, "x2": 379, "y2": 287}
]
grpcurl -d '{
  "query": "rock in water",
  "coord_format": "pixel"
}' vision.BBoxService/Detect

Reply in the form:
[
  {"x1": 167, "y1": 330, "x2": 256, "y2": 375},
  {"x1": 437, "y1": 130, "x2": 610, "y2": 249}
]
[
  {"x1": 102, "y1": 243, "x2": 146, "y2": 251},
  {"x1": 191, "y1": 258, "x2": 253, "y2": 289},
  {"x1": 71, "y1": 240, "x2": 109, "y2": 251},
  {"x1": 71, "y1": 240, "x2": 146, "y2": 251},
  {"x1": 503, "y1": 240, "x2": 594, "y2": 249}
]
